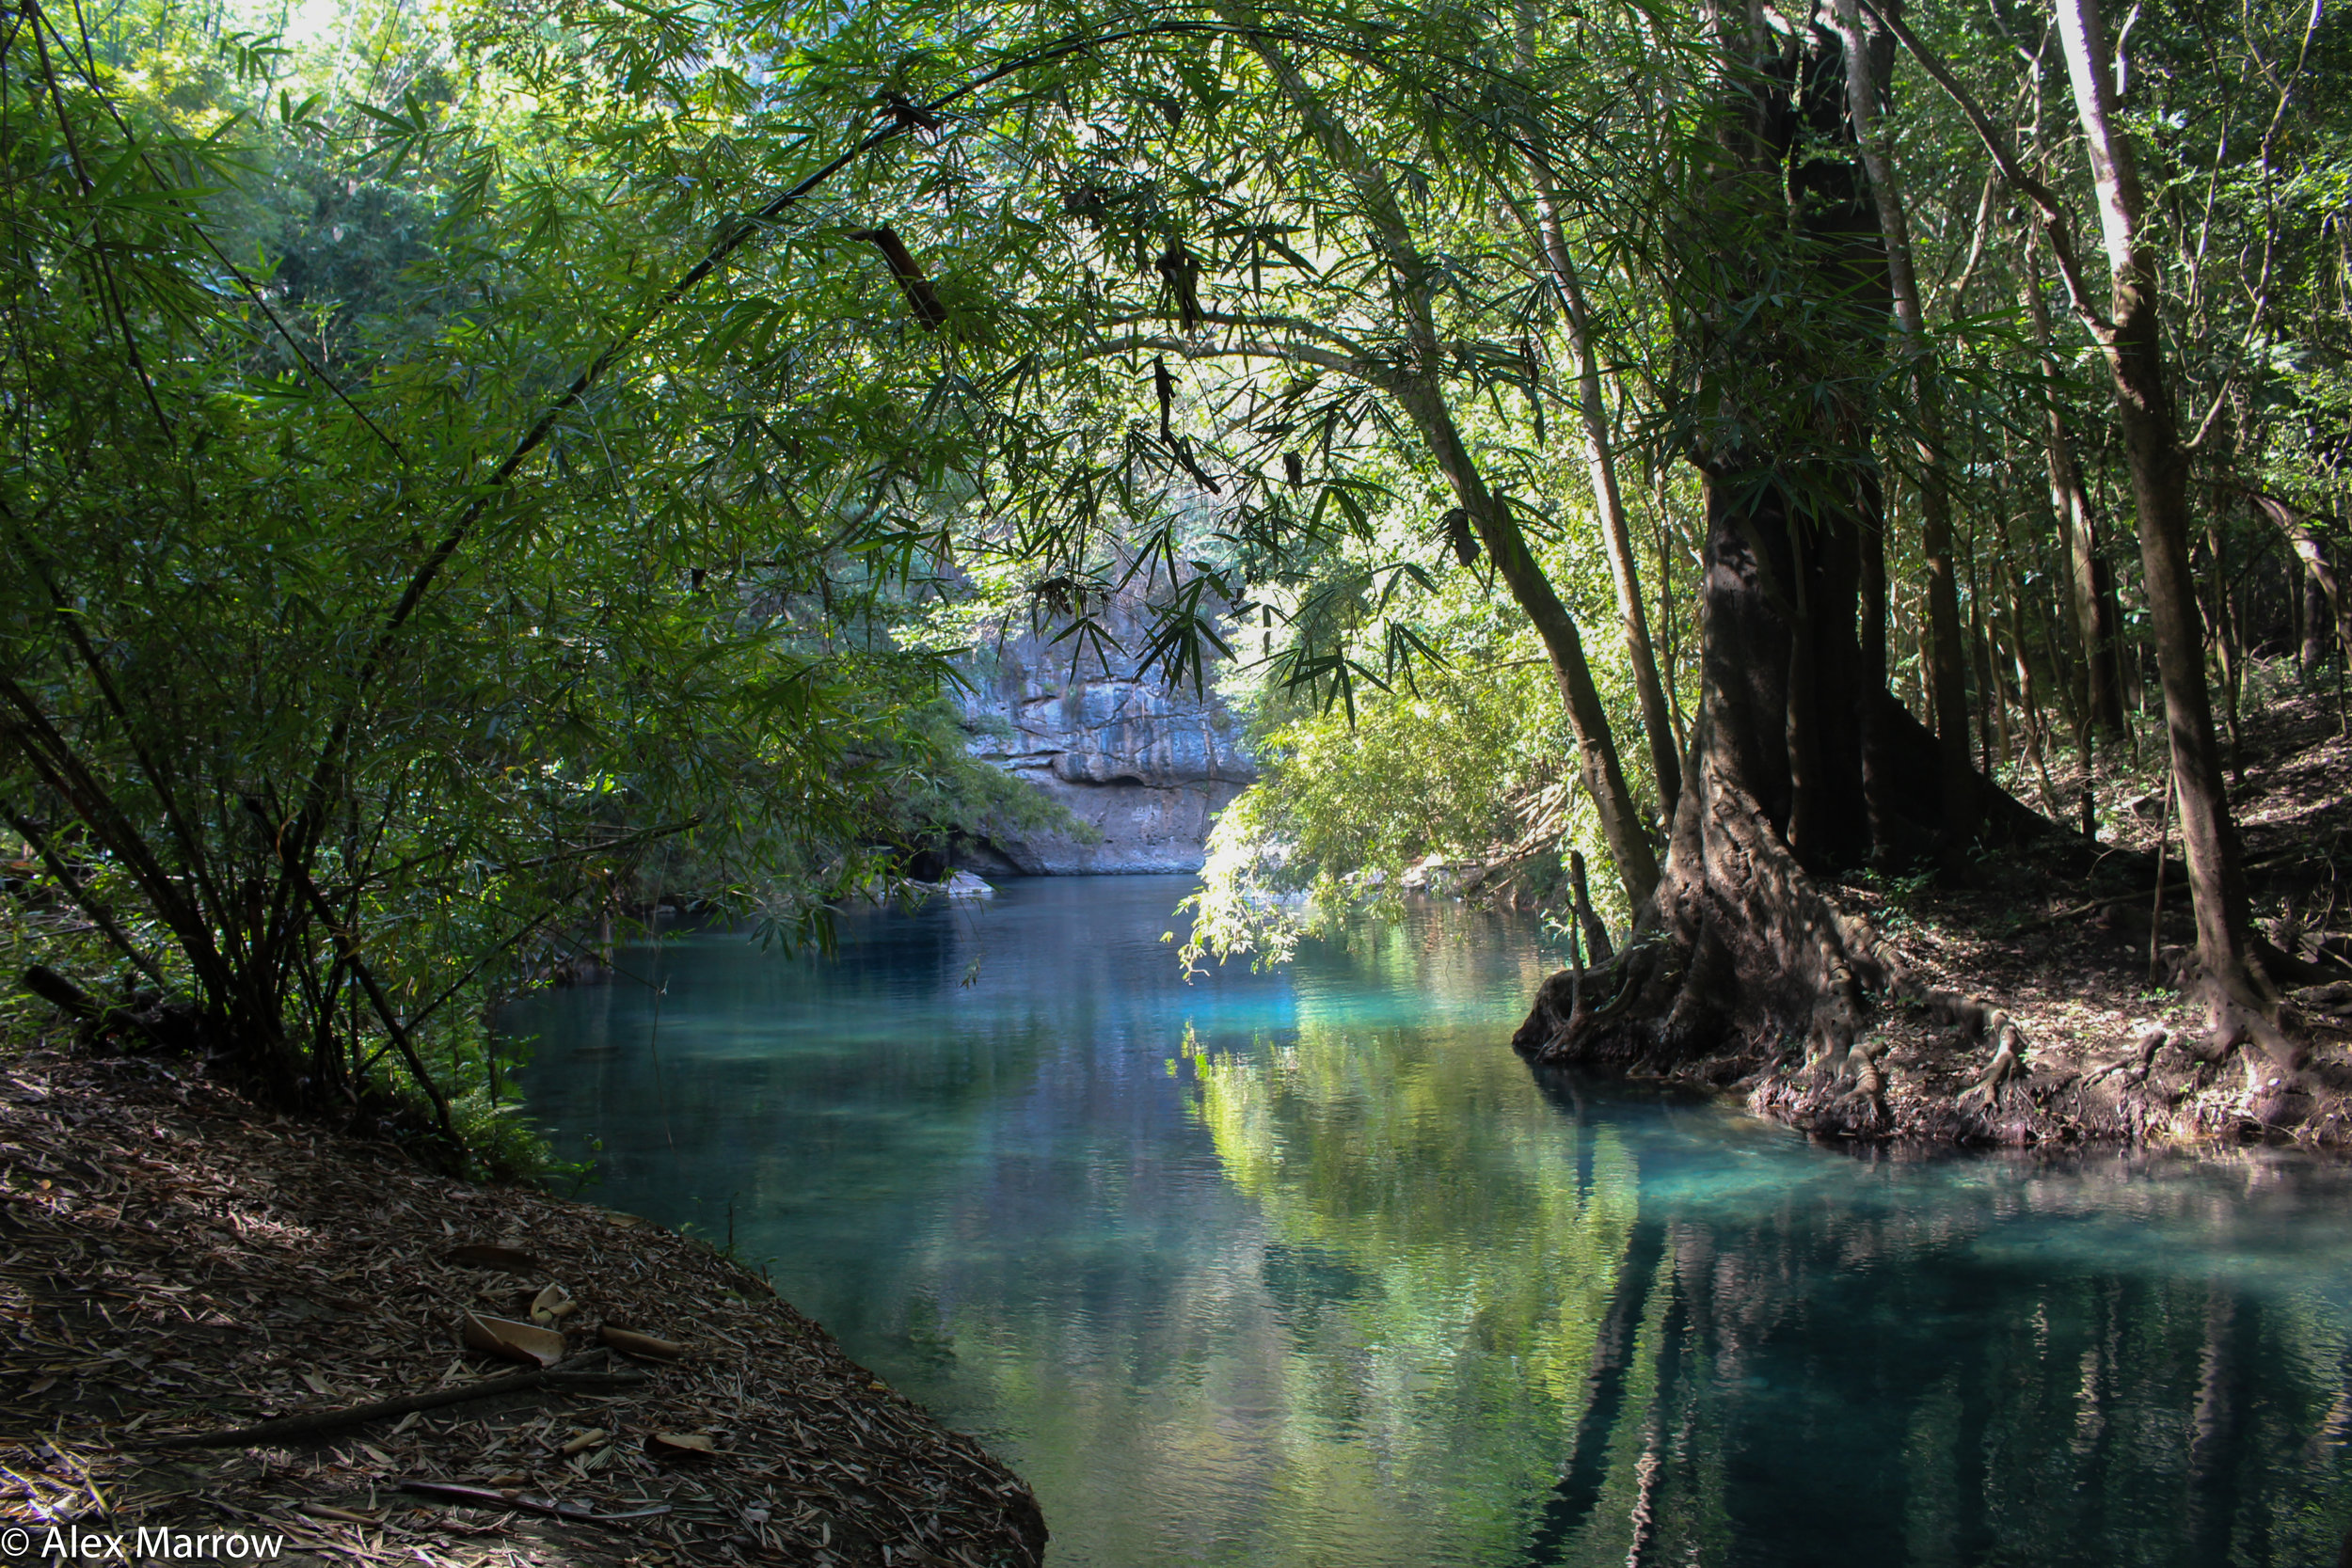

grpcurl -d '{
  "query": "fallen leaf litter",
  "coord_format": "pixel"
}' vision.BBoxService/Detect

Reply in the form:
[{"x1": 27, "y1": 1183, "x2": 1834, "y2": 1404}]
[{"x1": 0, "y1": 1049, "x2": 1049, "y2": 1567}]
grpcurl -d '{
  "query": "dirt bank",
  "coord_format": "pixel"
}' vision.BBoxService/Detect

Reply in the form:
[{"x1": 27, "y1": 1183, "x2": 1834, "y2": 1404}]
[
  {"x1": 1516, "y1": 686, "x2": 2352, "y2": 1150},
  {"x1": 0, "y1": 1049, "x2": 1047, "y2": 1567}
]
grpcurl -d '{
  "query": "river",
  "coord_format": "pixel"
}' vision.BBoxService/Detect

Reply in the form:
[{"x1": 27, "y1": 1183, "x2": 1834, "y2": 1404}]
[{"x1": 504, "y1": 875, "x2": 2352, "y2": 1566}]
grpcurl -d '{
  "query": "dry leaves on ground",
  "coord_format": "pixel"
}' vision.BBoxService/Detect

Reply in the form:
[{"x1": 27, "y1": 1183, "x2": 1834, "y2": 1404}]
[{"x1": 0, "y1": 1052, "x2": 1048, "y2": 1568}]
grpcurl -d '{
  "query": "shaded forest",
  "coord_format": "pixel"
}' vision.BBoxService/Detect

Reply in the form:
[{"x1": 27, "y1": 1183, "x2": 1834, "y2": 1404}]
[{"x1": 0, "y1": 0, "x2": 2347, "y2": 1153}]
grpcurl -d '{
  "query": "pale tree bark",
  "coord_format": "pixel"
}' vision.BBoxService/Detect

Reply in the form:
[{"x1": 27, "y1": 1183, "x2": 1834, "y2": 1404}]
[
  {"x1": 1393, "y1": 374, "x2": 1662, "y2": 908},
  {"x1": 1866, "y1": 0, "x2": 2288, "y2": 1063},
  {"x1": 2050, "y1": 0, "x2": 2280, "y2": 1058},
  {"x1": 1533, "y1": 187, "x2": 1684, "y2": 815},
  {"x1": 1513, "y1": 4, "x2": 1682, "y2": 815},
  {"x1": 1834, "y1": 0, "x2": 1974, "y2": 866},
  {"x1": 2023, "y1": 232, "x2": 2128, "y2": 742}
]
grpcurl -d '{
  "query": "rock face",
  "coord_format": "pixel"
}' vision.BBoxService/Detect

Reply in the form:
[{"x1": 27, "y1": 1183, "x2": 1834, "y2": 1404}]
[{"x1": 954, "y1": 630, "x2": 1254, "y2": 875}]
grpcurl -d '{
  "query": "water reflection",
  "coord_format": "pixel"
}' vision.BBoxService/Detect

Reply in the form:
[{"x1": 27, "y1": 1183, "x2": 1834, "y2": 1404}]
[{"x1": 505, "y1": 878, "x2": 2352, "y2": 1566}]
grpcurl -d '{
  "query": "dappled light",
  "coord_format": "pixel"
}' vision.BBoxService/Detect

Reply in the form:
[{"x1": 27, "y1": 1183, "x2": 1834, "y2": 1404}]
[{"x1": 3, "y1": 0, "x2": 2348, "y2": 1556}]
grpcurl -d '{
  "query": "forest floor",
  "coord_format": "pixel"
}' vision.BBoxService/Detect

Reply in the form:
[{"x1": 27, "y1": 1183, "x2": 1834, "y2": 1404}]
[
  {"x1": 0, "y1": 1047, "x2": 1048, "y2": 1568},
  {"x1": 1731, "y1": 678, "x2": 2352, "y2": 1148}
]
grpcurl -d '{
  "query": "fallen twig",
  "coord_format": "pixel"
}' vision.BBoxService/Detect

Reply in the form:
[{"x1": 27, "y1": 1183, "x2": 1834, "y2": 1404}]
[
  {"x1": 398, "y1": 1480, "x2": 671, "y2": 1528},
  {"x1": 151, "y1": 1358, "x2": 645, "y2": 1449},
  {"x1": 2008, "y1": 897, "x2": 2106, "y2": 936}
]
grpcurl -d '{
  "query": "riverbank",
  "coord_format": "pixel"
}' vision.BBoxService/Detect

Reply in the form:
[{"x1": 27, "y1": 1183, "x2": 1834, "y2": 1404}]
[
  {"x1": 0, "y1": 1047, "x2": 1048, "y2": 1567},
  {"x1": 1518, "y1": 687, "x2": 2352, "y2": 1150}
]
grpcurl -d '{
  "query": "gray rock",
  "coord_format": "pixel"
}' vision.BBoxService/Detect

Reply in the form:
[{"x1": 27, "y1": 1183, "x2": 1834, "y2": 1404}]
[
  {"x1": 900, "y1": 869, "x2": 997, "y2": 899},
  {"x1": 953, "y1": 620, "x2": 1254, "y2": 875}
]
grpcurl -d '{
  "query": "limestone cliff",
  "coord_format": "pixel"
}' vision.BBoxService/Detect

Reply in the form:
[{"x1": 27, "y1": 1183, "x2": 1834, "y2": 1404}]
[{"x1": 952, "y1": 631, "x2": 1254, "y2": 875}]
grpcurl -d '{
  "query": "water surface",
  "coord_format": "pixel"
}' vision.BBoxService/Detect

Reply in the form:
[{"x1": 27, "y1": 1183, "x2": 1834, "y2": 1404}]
[{"x1": 506, "y1": 876, "x2": 2352, "y2": 1566}]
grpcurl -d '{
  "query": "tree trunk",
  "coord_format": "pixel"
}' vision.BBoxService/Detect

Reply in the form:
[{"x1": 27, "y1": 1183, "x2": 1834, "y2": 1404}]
[
  {"x1": 2023, "y1": 235, "x2": 2129, "y2": 743},
  {"x1": 2251, "y1": 491, "x2": 2352, "y2": 669},
  {"x1": 1543, "y1": 236, "x2": 1693, "y2": 822},
  {"x1": 1513, "y1": 3, "x2": 1684, "y2": 816},
  {"x1": 1655, "y1": 495, "x2": 1692, "y2": 752},
  {"x1": 2204, "y1": 526, "x2": 2246, "y2": 779},
  {"x1": 1569, "y1": 848, "x2": 1614, "y2": 964},
  {"x1": 1515, "y1": 474, "x2": 2043, "y2": 1088},
  {"x1": 1976, "y1": 588, "x2": 2005, "y2": 776},
  {"x1": 2053, "y1": 0, "x2": 2287, "y2": 1065},
  {"x1": 1546, "y1": 235, "x2": 1684, "y2": 816},
  {"x1": 1857, "y1": 472, "x2": 1901, "y2": 863},
  {"x1": 2302, "y1": 546, "x2": 2328, "y2": 673},
  {"x1": 1514, "y1": 19, "x2": 2057, "y2": 1106},
  {"x1": 1991, "y1": 503, "x2": 2066, "y2": 816},
  {"x1": 1392, "y1": 380, "x2": 1662, "y2": 910},
  {"x1": 1836, "y1": 0, "x2": 1975, "y2": 866},
  {"x1": 1233, "y1": 16, "x2": 1662, "y2": 909}
]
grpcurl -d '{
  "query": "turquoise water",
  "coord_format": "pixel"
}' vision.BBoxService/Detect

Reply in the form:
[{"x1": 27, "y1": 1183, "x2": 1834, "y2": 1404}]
[{"x1": 505, "y1": 876, "x2": 2352, "y2": 1566}]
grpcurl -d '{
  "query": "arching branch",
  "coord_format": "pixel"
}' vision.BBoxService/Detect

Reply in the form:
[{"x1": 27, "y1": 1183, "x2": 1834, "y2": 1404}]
[{"x1": 1851, "y1": 0, "x2": 2110, "y2": 335}]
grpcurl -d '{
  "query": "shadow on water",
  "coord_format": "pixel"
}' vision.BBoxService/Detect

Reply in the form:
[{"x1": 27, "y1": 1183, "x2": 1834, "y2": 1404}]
[
  {"x1": 505, "y1": 878, "x2": 2352, "y2": 1568},
  {"x1": 1517, "y1": 1070, "x2": 2352, "y2": 1567}
]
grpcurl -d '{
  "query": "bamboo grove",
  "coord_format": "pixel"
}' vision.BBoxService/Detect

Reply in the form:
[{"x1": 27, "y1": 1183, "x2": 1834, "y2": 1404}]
[{"x1": 0, "y1": 0, "x2": 2344, "y2": 1151}]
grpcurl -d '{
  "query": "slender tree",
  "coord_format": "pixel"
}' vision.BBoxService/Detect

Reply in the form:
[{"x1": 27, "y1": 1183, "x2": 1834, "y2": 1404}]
[
  {"x1": 2023, "y1": 231, "x2": 2129, "y2": 745},
  {"x1": 1833, "y1": 0, "x2": 1974, "y2": 866},
  {"x1": 2051, "y1": 0, "x2": 2277, "y2": 1056},
  {"x1": 1515, "y1": 49, "x2": 1683, "y2": 816},
  {"x1": 1859, "y1": 0, "x2": 2292, "y2": 1063},
  {"x1": 1177, "y1": 8, "x2": 1664, "y2": 908}
]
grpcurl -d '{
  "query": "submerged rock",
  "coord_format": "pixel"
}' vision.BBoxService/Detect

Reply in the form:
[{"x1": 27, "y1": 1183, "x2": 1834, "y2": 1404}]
[{"x1": 937, "y1": 869, "x2": 995, "y2": 899}]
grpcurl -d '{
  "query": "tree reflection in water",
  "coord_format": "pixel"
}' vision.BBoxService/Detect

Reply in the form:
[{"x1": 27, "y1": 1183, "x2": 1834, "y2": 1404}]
[
  {"x1": 511, "y1": 879, "x2": 2352, "y2": 1568},
  {"x1": 1189, "y1": 1027, "x2": 2352, "y2": 1568}
]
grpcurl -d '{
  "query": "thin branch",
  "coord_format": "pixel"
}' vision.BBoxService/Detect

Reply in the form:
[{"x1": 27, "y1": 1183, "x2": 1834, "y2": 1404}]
[
  {"x1": 1080, "y1": 332, "x2": 1379, "y2": 380},
  {"x1": 260, "y1": 13, "x2": 1578, "y2": 903},
  {"x1": 50, "y1": 0, "x2": 408, "y2": 462},
  {"x1": 1853, "y1": 0, "x2": 2111, "y2": 335},
  {"x1": 1100, "y1": 307, "x2": 1381, "y2": 360},
  {"x1": 3, "y1": 508, "x2": 233, "y2": 939},
  {"x1": 0, "y1": 801, "x2": 167, "y2": 985},
  {"x1": 267, "y1": 820, "x2": 451, "y2": 1134},
  {"x1": 153, "y1": 1362, "x2": 646, "y2": 1449},
  {"x1": 301, "y1": 11, "x2": 1482, "y2": 847},
  {"x1": 2178, "y1": 0, "x2": 2323, "y2": 454},
  {"x1": 0, "y1": 675, "x2": 227, "y2": 982},
  {"x1": 24, "y1": 0, "x2": 171, "y2": 440},
  {"x1": 326, "y1": 816, "x2": 699, "y2": 901}
]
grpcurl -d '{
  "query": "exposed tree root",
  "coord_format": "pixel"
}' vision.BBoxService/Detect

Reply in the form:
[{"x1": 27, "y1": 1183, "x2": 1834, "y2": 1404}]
[
  {"x1": 1510, "y1": 423, "x2": 2352, "y2": 1148},
  {"x1": 1511, "y1": 732, "x2": 2343, "y2": 1148},
  {"x1": 1953, "y1": 1010, "x2": 2024, "y2": 1111}
]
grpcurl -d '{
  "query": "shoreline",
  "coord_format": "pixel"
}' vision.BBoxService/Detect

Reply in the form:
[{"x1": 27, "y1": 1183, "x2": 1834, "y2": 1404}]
[
  {"x1": 0, "y1": 1046, "x2": 1048, "y2": 1568},
  {"x1": 1511, "y1": 692, "x2": 2352, "y2": 1154},
  {"x1": 1517, "y1": 962, "x2": 2352, "y2": 1151}
]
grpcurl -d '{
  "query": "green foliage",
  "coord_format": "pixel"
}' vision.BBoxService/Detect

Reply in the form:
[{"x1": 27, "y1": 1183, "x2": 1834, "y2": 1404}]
[
  {"x1": 2, "y1": 0, "x2": 2345, "y2": 1107},
  {"x1": 882, "y1": 697, "x2": 1101, "y2": 855},
  {"x1": 1183, "y1": 593, "x2": 1639, "y2": 967},
  {"x1": 0, "y1": 0, "x2": 1067, "y2": 1159}
]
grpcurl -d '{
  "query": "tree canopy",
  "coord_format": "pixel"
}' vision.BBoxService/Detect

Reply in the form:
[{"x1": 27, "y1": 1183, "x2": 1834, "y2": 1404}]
[{"x1": 3, "y1": 0, "x2": 2346, "y2": 1154}]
